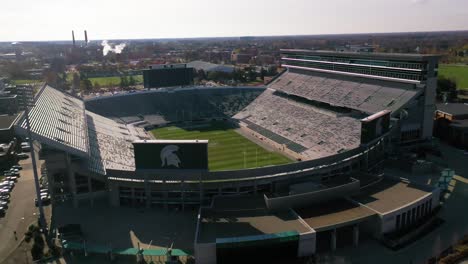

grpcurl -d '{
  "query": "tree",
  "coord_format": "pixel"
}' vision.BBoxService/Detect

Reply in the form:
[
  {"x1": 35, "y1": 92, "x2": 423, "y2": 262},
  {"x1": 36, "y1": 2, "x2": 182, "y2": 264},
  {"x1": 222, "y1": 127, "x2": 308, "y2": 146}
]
[
  {"x1": 197, "y1": 69, "x2": 207, "y2": 80},
  {"x1": 120, "y1": 76, "x2": 129, "y2": 88},
  {"x1": 260, "y1": 68, "x2": 267, "y2": 81},
  {"x1": 80, "y1": 79, "x2": 93, "y2": 93},
  {"x1": 128, "y1": 75, "x2": 136, "y2": 86},
  {"x1": 93, "y1": 81, "x2": 101, "y2": 91},
  {"x1": 437, "y1": 76, "x2": 458, "y2": 102},
  {"x1": 72, "y1": 73, "x2": 80, "y2": 91}
]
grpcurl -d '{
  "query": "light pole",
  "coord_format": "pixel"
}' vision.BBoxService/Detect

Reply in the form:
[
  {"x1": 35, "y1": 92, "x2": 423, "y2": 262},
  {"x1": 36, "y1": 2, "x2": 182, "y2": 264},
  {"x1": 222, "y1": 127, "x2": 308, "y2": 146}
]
[{"x1": 22, "y1": 85, "x2": 46, "y2": 229}]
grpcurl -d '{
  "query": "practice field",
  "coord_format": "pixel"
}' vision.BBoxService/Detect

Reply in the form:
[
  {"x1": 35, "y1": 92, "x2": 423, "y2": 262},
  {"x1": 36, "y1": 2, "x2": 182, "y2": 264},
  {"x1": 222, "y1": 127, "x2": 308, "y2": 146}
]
[
  {"x1": 439, "y1": 64, "x2": 468, "y2": 90},
  {"x1": 151, "y1": 121, "x2": 293, "y2": 171},
  {"x1": 89, "y1": 75, "x2": 143, "y2": 87}
]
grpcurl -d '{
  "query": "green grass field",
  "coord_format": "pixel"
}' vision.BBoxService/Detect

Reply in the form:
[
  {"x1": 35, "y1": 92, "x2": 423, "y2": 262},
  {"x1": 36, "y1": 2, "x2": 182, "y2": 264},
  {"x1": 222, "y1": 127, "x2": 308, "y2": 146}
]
[
  {"x1": 151, "y1": 121, "x2": 293, "y2": 171},
  {"x1": 89, "y1": 75, "x2": 143, "y2": 87},
  {"x1": 11, "y1": 79, "x2": 39, "y2": 85},
  {"x1": 439, "y1": 64, "x2": 468, "y2": 90}
]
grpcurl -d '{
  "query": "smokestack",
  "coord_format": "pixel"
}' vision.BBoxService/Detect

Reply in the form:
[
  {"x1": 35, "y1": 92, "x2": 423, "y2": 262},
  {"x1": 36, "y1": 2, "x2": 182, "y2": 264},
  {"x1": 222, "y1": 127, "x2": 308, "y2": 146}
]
[
  {"x1": 84, "y1": 30, "x2": 88, "y2": 46},
  {"x1": 72, "y1": 30, "x2": 76, "y2": 47}
]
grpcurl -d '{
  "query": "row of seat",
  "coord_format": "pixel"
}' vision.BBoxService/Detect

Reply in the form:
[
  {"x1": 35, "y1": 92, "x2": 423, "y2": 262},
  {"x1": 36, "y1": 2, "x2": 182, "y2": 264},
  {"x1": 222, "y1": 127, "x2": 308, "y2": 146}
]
[
  {"x1": 269, "y1": 71, "x2": 417, "y2": 114},
  {"x1": 234, "y1": 90, "x2": 361, "y2": 160}
]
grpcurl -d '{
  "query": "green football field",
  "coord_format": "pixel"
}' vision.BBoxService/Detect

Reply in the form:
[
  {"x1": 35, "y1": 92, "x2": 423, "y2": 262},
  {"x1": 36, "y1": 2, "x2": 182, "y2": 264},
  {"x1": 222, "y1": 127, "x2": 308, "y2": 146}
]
[
  {"x1": 151, "y1": 121, "x2": 293, "y2": 171},
  {"x1": 89, "y1": 75, "x2": 143, "y2": 87},
  {"x1": 439, "y1": 64, "x2": 468, "y2": 90}
]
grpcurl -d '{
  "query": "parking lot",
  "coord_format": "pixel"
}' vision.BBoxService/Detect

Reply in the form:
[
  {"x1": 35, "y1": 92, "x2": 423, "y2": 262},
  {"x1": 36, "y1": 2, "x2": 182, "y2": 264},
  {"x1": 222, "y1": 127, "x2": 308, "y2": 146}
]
[{"x1": 0, "y1": 154, "x2": 51, "y2": 264}]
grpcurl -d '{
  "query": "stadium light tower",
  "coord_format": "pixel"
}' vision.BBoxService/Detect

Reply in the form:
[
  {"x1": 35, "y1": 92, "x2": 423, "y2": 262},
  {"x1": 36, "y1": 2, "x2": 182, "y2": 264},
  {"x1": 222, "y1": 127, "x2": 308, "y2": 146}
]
[{"x1": 21, "y1": 85, "x2": 47, "y2": 229}]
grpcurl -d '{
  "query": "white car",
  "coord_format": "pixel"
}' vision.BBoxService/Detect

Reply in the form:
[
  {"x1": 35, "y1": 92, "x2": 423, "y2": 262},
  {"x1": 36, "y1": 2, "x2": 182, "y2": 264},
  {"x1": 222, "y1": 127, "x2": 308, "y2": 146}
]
[
  {"x1": 0, "y1": 187, "x2": 11, "y2": 194},
  {"x1": 6, "y1": 176, "x2": 17, "y2": 182},
  {"x1": 35, "y1": 195, "x2": 51, "y2": 206},
  {"x1": 17, "y1": 153, "x2": 29, "y2": 159},
  {"x1": 11, "y1": 165, "x2": 22, "y2": 170}
]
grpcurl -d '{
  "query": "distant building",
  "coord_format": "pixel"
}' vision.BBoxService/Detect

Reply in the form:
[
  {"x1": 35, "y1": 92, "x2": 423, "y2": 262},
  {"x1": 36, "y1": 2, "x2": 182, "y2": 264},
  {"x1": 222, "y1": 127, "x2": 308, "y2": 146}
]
[
  {"x1": 231, "y1": 52, "x2": 252, "y2": 64},
  {"x1": 336, "y1": 44, "x2": 376, "y2": 53},
  {"x1": 0, "y1": 94, "x2": 19, "y2": 115},
  {"x1": 434, "y1": 103, "x2": 468, "y2": 149},
  {"x1": 255, "y1": 54, "x2": 275, "y2": 65},
  {"x1": 187, "y1": 61, "x2": 234, "y2": 73},
  {"x1": 143, "y1": 64, "x2": 194, "y2": 89},
  {"x1": 0, "y1": 113, "x2": 21, "y2": 142},
  {"x1": 3, "y1": 85, "x2": 34, "y2": 112}
]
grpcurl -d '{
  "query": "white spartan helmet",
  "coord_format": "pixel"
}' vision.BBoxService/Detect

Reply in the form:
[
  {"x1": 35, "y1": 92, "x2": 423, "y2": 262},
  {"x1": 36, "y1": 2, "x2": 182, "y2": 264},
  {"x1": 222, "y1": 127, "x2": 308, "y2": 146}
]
[{"x1": 160, "y1": 145, "x2": 181, "y2": 168}]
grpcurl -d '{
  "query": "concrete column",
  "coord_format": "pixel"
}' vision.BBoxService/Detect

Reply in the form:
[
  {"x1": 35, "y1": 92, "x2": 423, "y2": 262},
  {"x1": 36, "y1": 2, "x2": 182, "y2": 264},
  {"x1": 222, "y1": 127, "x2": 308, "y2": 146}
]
[
  {"x1": 87, "y1": 176, "x2": 93, "y2": 207},
  {"x1": 65, "y1": 154, "x2": 78, "y2": 208},
  {"x1": 162, "y1": 180, "x2": 168, "y2": 210},
  {"x1": 331, "y1": 229, "x2": 337, "y2": 251},
  {"x1": 144, "y1": 177, "x2": 151, "y2": 208},
  {"x1": 253, "y1": 179, "x2": 258, "y2": 195},
  {"x1": 131, "y1": 187, "x2": 135, "y2": 207},
  {"x1": 199, "y1": 172, "x2": 204, "y2": 206},
  {"x1": 181, "y1": 181, "x2": 185, "y2": 212},
  {"x1": 353, "y1": 225, "x2": 359, "y2": 247},
  {"x1": 108, "y1": 181, "x2": 120, "y2": 207}
]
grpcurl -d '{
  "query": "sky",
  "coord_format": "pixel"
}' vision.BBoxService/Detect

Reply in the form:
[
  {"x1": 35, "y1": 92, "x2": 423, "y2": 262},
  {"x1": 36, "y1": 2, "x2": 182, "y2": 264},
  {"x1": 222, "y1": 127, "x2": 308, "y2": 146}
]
[{"x1": 0, "y1": 0, "x2": 467, "y2": 41}]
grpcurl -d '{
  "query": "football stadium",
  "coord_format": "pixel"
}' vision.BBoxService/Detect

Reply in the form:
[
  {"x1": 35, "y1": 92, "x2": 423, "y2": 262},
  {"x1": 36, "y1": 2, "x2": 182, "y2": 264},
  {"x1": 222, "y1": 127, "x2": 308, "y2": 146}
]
[{"x1": 14, "y1": 50, "x2": 442, "y2": 263}]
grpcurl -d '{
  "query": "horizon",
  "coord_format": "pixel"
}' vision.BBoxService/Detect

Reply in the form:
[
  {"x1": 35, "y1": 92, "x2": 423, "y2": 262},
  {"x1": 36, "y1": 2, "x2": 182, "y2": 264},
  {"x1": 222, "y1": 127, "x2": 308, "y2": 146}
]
[
  {"x1": 1, "y1": 0, "x2": 467, "y2": 42},
  {"x1": 2, "y1": 29, "x2": 468, "y2": 44}
]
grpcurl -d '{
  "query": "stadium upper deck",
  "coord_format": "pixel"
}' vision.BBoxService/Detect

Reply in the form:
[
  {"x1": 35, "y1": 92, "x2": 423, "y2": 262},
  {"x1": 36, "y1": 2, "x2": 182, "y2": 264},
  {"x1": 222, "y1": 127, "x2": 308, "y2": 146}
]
[
  {"x1": 15, "y1": 85, "x2": 150, "y2": 175},
  {"x1": 269, "y1": 70, "x2": 421, "y2": 115}
]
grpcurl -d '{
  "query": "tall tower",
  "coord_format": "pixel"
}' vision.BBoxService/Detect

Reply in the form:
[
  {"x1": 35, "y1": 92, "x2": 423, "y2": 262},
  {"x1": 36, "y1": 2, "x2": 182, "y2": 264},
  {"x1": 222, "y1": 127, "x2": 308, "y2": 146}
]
[
  {"x1": 84, "y1": 30, "x2": 88, "y2": 46},
  {"x1": 72, "y1": 30, "x2": 76, "y2": 47}
]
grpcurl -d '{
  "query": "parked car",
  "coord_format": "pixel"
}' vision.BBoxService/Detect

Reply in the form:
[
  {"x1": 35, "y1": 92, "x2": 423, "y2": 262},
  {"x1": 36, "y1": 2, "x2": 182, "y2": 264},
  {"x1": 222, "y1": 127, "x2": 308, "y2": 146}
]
[
  {"x1": 0, "y1": 207, "x2": 6, "y2": 216},
  {"x1": 6, "y1": 176, "x2": 17, "y2": 182},
  {"x1": 0, "y1": 200, "x2": 8, "y2": 208},
  {"x1": 11, "y1": 165, "x2": 22, "y2": 170},
  {"x1": 35, "y1": 195, "x2": 51, "y2": 206},
  {"x1": 0, "y1": 195, "x2": 10, "y2": 202},
  {"x1": 17, "y1": 153, "x2": 28, "y2": 159},
  {"x1": 0, "y1": 188, "x2": 11, "y2": 194}
]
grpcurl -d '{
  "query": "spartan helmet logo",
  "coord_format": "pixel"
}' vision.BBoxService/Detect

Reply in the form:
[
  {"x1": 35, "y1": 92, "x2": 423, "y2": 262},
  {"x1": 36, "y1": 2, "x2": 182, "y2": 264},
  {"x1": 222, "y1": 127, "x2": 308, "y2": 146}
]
[{"x1": 160, "y1": 145, "x2": 181, "y2": 168}]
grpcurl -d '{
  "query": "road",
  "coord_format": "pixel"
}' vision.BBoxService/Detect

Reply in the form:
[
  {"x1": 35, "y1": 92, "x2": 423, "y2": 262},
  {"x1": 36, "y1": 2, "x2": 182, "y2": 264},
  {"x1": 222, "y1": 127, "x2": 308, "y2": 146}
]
[
  {"x1": 317, "y1": 143, "x2": 468, "y2": 264},
  {"x1": 0, "y1": 156, "x2": 44, "y2": 263}
]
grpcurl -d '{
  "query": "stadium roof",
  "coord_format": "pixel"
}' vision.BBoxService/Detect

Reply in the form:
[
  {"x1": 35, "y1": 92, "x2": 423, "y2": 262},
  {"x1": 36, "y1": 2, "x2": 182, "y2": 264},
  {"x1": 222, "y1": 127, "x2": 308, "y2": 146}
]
[
  {"x1": 15, "y1": 84, "x2": 150, "y2": 174},
  {"x1": 197, "y1": 196, "x2": 311, "y2": 243},
  {"x1": 17, "y1": 85, "x2": 89, "y2": 157},
  {"x1": 0, "y1": 113, "x2": 20, "y2": 130},
  {"x1": 352, "y1": 178, "x2": 433, "y2": 214},
  {"x1": 295, "y1": 199, "x2": 376, "y2": 232},
  {"x1": 436, "y1": 103, "x2": 468, "y2": 117},
  {"x1": 280, "y1": 49, "x2": 442, "y2": 61},
  {"x1": 187, "y1": 60, "x2": 234, "y2": 73}
]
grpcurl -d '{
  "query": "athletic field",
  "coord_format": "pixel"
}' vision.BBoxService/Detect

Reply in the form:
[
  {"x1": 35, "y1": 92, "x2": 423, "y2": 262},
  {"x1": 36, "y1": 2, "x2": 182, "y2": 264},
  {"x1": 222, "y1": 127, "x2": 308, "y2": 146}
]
[
  {"x1": 151, "y1": 121, "x2": 292, "y2": 171},
  {"x1": 439, "y1": 64, "x2": 468, "y2": 90}
]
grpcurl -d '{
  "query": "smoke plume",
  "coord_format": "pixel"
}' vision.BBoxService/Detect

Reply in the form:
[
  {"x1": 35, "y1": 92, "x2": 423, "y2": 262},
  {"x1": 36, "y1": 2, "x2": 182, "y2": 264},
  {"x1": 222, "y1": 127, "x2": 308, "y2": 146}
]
[{"x1": 101, "y1": 40, "x2": 126, "y2": 56}]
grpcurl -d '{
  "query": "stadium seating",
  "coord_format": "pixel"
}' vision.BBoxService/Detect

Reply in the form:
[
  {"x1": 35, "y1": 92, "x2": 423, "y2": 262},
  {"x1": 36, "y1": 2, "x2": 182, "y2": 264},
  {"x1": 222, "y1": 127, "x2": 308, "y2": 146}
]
[
  {"x1": 234, "y1": 89, "x2": 361, "y2": 160},
  {"x1": 269, "y1": 71, "x2": 419, "y2": 114},
  {"x1": 85, "y1": 88, "x2": 262, "y2": 125}
]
